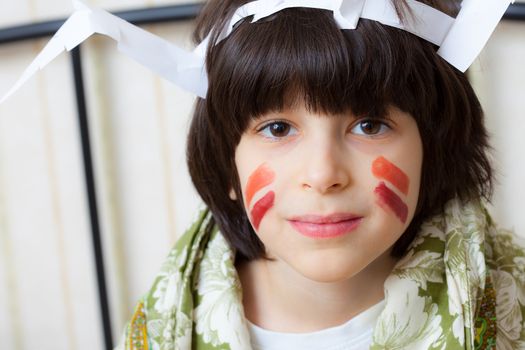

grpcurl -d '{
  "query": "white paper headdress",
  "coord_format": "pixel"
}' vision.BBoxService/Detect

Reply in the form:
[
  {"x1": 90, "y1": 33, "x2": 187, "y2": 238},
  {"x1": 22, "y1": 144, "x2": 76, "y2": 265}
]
[{"x1": 0, "y1": 0, "x2": 514, "y2": 103}]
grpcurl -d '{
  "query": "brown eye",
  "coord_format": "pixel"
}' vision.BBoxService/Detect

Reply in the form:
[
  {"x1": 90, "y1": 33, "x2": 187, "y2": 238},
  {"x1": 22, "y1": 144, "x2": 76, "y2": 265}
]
[
  {"x1": 361, "y1": 120, "x2": 381, "y2": 134},
  {"x1": 259, "y1": 121, "x2": 296, "y2": 139},
  {"x1": 351, "y1": 119, "x2": 390, "y2": 136},
  {"x1": 269, "y1": 122, "x2": 290, "y2": 136}
]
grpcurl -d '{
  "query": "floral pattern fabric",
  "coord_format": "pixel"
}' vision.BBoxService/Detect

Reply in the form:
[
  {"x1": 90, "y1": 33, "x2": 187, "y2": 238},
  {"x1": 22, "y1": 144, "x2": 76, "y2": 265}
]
[{"x1": 116, "y1": 199, "x2": 525, "y2": 350}]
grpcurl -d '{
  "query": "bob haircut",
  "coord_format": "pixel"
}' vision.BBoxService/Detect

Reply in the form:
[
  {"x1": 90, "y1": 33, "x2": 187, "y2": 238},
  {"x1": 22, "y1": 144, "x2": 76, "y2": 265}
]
[{"x1": 187, "y1": 0, "x2": 494, "y2": 263}]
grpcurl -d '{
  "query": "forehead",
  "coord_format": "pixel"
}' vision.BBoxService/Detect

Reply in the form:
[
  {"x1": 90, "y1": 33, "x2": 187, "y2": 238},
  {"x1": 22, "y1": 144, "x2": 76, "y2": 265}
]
[
  {"x1": 248, "y1": 103, "x2": 411, "y2": 133},
  {"x1": 247, "y1": 93, "x2": 391, "y2": 126},
  {"x1": 207, "y1": 8, "x2": 437, "y2": 143}
]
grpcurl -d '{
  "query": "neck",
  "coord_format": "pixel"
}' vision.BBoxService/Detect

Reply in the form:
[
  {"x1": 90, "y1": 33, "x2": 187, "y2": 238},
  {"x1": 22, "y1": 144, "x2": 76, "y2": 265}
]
[{"x1": 237, "y1": 251, "x2": 398, "y2": 333}]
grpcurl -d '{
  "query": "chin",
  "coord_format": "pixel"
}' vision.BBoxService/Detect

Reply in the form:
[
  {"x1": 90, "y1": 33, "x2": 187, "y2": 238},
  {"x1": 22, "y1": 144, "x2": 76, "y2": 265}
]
[{"x1": 293, "y1": 253, "x2": 366, "y2": 283}]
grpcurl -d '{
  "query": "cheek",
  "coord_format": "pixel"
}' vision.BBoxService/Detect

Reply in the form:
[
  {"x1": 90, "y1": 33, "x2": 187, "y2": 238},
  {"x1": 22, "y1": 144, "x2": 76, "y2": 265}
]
[
  {"x1": 372, "y1": 156, "x2": 409, "y2": 195},
  {"x1": 371, "y1": 156, "x2": 412, "y2": 224},
  {"x1": 374, "y1": 182, "x2": 409, "y2": 224},
  {"x1": 243, "y1": 163, "x2": 276, "y2": 230},
  {"x1": 245, "y1": 163, "x2": 275, "y2": 207},
  {"x1": 250, "y1": 191, "x2": 275, "y2": 230}
]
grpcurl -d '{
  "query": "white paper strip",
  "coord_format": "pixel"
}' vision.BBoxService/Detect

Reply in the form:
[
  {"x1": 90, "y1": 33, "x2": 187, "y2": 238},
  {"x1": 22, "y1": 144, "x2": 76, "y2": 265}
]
[
  {"x1": 0, "y1": 0, "x2": 207, "y2": 104},
  {"x1": 0, "y1": 8, "x2": 92, "y2": 105},
  {"x1": 207, "y1": 0, "x2": 452, "y2": 56},
  {"x1": 223, "y1": 0, "x2": 358, "y2": 40},
  {"x1": 438, "y1": 0, "x2": 514, "y2": 72},
  {"x1": 362, "y1": 0, "x2": 454, "y2": 46},
  {"x1": 210, "y1": 0, "x2": 455, "y2": 66}
]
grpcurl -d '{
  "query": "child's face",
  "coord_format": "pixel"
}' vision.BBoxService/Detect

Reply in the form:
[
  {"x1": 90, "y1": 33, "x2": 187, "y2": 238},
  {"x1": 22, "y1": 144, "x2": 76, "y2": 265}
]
[{"x1": 232, "y1": 103, "x2": 423, "y2": 282}]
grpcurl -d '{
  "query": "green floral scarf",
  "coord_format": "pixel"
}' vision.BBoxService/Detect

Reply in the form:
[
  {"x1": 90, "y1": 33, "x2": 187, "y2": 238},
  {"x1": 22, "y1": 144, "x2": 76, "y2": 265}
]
[{"x1": 116, "y1": 199, "x2": 525, "y2": 350}]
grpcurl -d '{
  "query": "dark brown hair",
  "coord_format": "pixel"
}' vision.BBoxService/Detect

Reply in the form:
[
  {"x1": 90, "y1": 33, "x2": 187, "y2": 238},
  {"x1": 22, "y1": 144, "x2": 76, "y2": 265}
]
[{"x1": 186, "y1": 0, "x2": 494, "y2": 262}]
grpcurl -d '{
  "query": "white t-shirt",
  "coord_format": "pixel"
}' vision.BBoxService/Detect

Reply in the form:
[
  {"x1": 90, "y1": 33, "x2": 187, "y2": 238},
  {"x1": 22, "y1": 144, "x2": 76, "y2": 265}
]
[{"x1": 247, "y1": 299, "x2": 385, "y2": 350}]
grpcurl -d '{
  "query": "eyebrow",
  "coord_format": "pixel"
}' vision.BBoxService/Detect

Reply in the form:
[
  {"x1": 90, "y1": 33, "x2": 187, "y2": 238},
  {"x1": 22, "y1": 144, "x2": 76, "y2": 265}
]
[{"x1": 251, "y1": 108, "x2": 362, "y2": 121}]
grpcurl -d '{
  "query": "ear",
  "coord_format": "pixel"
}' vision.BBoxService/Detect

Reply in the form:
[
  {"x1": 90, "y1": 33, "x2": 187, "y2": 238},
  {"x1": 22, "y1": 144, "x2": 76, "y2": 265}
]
[{"x1": 229, "y1": 187, "x2": 237, "y2": 201}]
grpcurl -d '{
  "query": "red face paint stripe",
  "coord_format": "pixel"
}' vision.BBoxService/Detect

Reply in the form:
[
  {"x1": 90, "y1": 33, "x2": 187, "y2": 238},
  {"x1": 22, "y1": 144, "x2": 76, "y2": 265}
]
[
  {"x1": 246, "y1": 164, "x2": 275, "y2": 207},
  {"x1": 250, "y1": 191, "x2": 275, "y2": 230},
  {"x1": 372, "y1": 156, "x2": 409, "y2": 195},
  {"x1": 374, "y1": 182, "x2": 408, "y2": 224}
]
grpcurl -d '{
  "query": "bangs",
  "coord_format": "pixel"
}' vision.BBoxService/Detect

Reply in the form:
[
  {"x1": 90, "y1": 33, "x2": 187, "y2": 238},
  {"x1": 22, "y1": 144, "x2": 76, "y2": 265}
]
[{"x1": 206, "y1": 7, "x2": 437, "y2": 133}]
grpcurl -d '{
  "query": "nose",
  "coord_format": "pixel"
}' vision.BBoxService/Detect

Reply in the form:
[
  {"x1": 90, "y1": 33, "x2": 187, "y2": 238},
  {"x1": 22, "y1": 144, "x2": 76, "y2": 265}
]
[{"x1": 298, "y1": 133, "x2": 351, "y2": 194}]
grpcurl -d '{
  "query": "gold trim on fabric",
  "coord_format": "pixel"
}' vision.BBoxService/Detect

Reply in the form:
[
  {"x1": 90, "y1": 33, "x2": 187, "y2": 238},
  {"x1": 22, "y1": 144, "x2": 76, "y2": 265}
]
[
  {"x1": 474, "y1": 271, "x2": 497, "y2": 349},
  {"x1": 128, "y1": 301, "x2": 149, "y2": 350}
]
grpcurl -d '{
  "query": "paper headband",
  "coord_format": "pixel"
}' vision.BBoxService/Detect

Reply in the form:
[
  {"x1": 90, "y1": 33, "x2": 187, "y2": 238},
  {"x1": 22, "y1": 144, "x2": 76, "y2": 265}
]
[{"x1": 0, "y1": 0, "x2": 514, "y2": 103}]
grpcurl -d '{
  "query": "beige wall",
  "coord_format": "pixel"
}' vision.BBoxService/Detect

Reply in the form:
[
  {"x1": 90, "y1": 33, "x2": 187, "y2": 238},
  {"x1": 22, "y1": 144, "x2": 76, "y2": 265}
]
[
  {"x1": 0, "y1": 1, "x2": 524, "y2": 349},
  {"x1": 470, "y1": 20, "x2": 525, "y2": 238}
]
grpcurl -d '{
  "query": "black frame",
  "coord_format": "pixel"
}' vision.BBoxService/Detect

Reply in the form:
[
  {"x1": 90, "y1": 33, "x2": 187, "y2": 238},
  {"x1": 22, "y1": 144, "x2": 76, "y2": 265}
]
[{"x1": 0, "y1": 2, "x2": 523, "y2": 350}]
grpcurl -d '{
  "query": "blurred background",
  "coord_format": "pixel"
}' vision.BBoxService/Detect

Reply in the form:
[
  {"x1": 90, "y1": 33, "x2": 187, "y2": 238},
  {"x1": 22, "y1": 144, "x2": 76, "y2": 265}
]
[{"x1": 0, "y1": 1, "x2": 524, "y2": 349}]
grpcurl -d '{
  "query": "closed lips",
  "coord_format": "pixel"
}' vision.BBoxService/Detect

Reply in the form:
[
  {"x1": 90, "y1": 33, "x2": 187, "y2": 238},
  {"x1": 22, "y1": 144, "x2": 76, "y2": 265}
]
[
  {"x1": 288, "y1": 214, "x2": 363, "y2": 238},
  {"x1": 288, "y1": 213, "x2": 362, "y2": 224}
]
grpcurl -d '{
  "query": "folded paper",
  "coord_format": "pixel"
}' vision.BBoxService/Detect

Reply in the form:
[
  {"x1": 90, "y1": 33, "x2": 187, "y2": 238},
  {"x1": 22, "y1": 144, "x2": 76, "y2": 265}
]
[
  {"x1": 438, "y1": 0, "x2": 514, "y2": 72},
  {"x1": 0, "y1": 0, "x2": 514, "y2": 104},
  {"x1": 0, "y1": 0, "x2": 208, "y2": 104}
]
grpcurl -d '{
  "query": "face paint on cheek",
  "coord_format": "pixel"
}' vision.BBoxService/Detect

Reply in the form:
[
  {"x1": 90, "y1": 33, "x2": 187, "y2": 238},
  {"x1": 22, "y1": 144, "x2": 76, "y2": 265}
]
[
  {"x1": 374, "y1": 182, "x2": 408, "y2": 224},
  {"x1": 372, "y1": 156, "x2": 409, "y2": 195},
  {"x1": 250, "y1": 191, "x2": 275, "y2": 230},
  {"x1": 245, "y1": 163, "x2": 276, "y2": 207}
]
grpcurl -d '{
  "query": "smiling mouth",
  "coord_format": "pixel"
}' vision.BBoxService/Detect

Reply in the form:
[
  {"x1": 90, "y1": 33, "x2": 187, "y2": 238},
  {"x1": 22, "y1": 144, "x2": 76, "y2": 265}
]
[{"x1": 288, "y1": 215, "x2": 363, "y2": 238}]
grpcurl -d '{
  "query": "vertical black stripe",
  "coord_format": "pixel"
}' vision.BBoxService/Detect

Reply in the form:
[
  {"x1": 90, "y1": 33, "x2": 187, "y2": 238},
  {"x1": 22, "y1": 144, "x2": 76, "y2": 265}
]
[{"x1": 71, "y1": 46, "x2": 113, "y2": 350}]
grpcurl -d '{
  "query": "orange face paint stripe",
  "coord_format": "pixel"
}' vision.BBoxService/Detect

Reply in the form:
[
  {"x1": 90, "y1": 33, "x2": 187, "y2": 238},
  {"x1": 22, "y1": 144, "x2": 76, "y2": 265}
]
[
  {"x1": 245, "y1": 163, "x2": 275, "y2": 207},
  {"x1": 374, "y1": 182, "x2": 408, "y2": 224},
  {"x1": 250, "y1": 191, "x2": 275, "y2": 230},
  {"x1": 372, "y1": 156, "x2": 409, "y2": 195}
]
